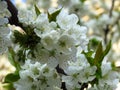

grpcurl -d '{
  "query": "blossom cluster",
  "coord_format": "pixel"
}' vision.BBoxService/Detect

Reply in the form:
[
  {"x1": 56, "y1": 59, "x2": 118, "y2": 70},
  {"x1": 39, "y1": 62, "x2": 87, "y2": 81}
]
[
  {"x1": 12, "y1": 6, "x2": 119, "y2": 90},
  {"x1": 14, "y1": 60, "x2": 61, "y2": 90},
  {"x1": 0, "y1": 0, "x2": 11, "y2": 54},
  {"x1": 57, "y1": 0, "x2": 120, "y2": 64},
  {"x1": 17, "y1": 7, "x2": 88, "y2": 69},
  {"x1": 0, "y1": 0, "x2": 120, "y2": 90}
]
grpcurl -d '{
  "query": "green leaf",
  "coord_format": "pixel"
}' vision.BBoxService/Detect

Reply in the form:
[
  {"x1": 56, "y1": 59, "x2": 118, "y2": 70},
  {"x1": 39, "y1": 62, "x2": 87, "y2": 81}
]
[
  {"x1": 8, "y1": 47, "x2": 16, "y2": 67},
  {"x1": 102, "y1": 40, "x2": 111, "y2": 58},
  {"x1": 94, "y1": 41, "x2": 111, "y2": 79},
  {"x1": 94, "y1": 42, "x2": 103, "y2": 65},
  {"x1": 34, "y1": 5, "x2": 41, "y2": 16},
  {"x1": 8, "y1": 47, "x2": 21, "y2": 71},
  {"x1": 48, "y1": 8, "x2": 62, "y2": 22},
  {"x1": 89, "y1": 38, "x2": 100, "y2": 50},
  {"x1": 94, "y1": 41, "x2": 111, "y2": 66},
  {"x1": 96, "y1": 40, "x2": 111, "y2": 66},
  {"x1": 3, "y1": 83, "x2": 15, "y2": 90},
  {"x1": 80, "y1": 0, "x2": 86, "y2": 3},
  {"x1": 13, "y1": 30, "x2": 26, "y2": 47},
  {"x1": 96, "y1": 67, "x2": 102, "y2": 79},
  {"x1": 16, "y1": 49, "x2": 26, "y2": 63},
  {"x1": 4, "y1": 73, "x2": 20, "y2": 83},
  {"x1": 82, "y1": 51, "x2": 94, "y2": 66}
]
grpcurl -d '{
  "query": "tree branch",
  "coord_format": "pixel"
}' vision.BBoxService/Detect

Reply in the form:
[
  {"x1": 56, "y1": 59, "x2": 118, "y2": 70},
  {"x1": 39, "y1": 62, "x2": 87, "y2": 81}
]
[
  {"x1": 5, "y1": 0, "x2": 22, "y2": 27},
  {"x1": 104, "y1": 0, "x2": 115, "y2": 44},
  {"x1": 109, "y1": 0, "x2": 115, "y2": 17}
]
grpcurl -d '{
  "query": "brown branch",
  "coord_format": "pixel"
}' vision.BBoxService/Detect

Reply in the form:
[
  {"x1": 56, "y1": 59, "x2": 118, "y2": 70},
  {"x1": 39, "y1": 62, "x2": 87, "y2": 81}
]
[
  {"x1": 104, "y1": 0, "x2": 115, "y2": 44},
  {"x1": 109, "y1": 0, "x2": 115, "y2": 17},
  {"x1": 5, "y1": 0, "x2": 22, "y2": 27}
]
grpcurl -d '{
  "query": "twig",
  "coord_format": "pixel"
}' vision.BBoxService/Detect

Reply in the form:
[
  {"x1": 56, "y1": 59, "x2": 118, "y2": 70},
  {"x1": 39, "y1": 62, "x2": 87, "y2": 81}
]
[
  {"x1": 5, "y1": 0, "x2": 23, "y2": 27},
  {"x1": 109, "y1": 0, "x2": 115, "y2": 17},
  {"x1": 104, "y1": 0, "x2": 115, "y2": 44}
]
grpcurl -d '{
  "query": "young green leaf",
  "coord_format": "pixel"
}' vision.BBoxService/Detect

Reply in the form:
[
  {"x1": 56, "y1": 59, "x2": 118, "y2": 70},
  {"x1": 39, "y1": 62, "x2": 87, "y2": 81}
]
[
  {"x1": 82, "y1": 51, "x2": 94, "y2": 66},
  {"x1": 34, "y1": 5, "x2": 41, "y2": 16},
  {"x1": 4, "y1": 73, "x2": 20, "y2": 83},
  {"x1": 80, "y1": 0, "x2": 86, "y2": 3},
  {"x1": 48, "y1": 8, "x2": 62, "y2": 22},
  {"x1": 3, "y1": 83, "x2": 15, "y2": 90},
  {"x1": 94, "y1": 42, "x2": 103, "y2": 65},
  {"x1": 8, "y1": 47, "x2": 21, "y2": 71},
  {"x1": 8, "y1": 47, "x2": 16, "y2": 67},
  {"x1": 102, "y1": 40, "x2": 111, "y2": 58}
]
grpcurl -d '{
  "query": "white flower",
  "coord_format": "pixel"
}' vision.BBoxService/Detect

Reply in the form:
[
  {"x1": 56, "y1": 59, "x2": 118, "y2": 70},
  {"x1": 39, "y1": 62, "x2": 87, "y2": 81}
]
[
  {"x1": 88, "y1": 84, "x2": 114, "y2": 90},
  {"x1": 62, "y1": 65, "x2": 82, "y2": 90},
  {"x1": 69, "y1": 54, "x2": 90, "y2": 68},
  {"x1": 27, "y1": 43, "x2": 59, "y2": 68},
  {"x1": 101, "y1": 60, "x2": 112, "y2": 76},
  {"x1": 34, "y1": 15, "x2": 58, "y2": 38},
  {"x1": 41, "y1": 30, "x2": 59, "y2": 50},
  {"x1": 14, "y1": 60, "x2": 61, "y2": 90},
  {"x1": 47, "y1": 57, "x2": 58, "y2": 68},
  {"x1": 0, "y1": 18, "x2": 8, "y2": 25},
  {"x1": 0, "y1": 1, "x2": 11, "y2": 18},
  {"x1": 62, "y1": 75, "x2": 81, "y2": 90},
  {"x1": 55, "y1": 47, "x2": 77, "y2": 69},
  {"x1": 89, "y1": 77, "x2": 119, "y2": 90},
  {"x1": 56, "y1": 35, "x2": 75, "y2": 54},
  {"x1": 14, "y1": 78, "x2": 33, "y2": 90},
  {"x1": 0, "y1": 26, "x2": 11, "y2": 54},
  {"x1": 18, "y1": 8, "x2": 37, "y2": 26},
  {"x1": 57, "y1": 9, "x2": 78, "y2": 30},
  {"x1": 0, "y1": 1, "x2": 11, "y2": 54},
  {"x1": 79, "y1": 66, "x2": 97, "y2": 83},
  {"x1": 65, "y1": 25, "x2": 88, "y2": 50},
  {"x1": 62, "y1": 58, "x2": 96, "y2": 89},
  {"x1": 98, "y1": 71, "x2": 119, "y2": 90},
  {"x1": 33, "y1": 13, "x2": 49, "y2": 30},
  {"x1": 40, "y1": 64, "x2": 55, "y2": 77}
]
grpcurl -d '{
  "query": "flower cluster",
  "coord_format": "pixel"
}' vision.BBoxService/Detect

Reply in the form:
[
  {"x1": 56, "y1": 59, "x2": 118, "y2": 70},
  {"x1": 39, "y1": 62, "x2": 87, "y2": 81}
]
[
  {"x1": 17, "y1": 8, "x2": 88, "y2": 69},
  {"x1": 88, "y1": 59, "x2": 119, "y2": 90},
  {"x1": 0, "y1": 0, "x2": 11, "y2": 54},
  {"x1": 62, "y1": 54, "x2": 97, "y2": 89},
  {"x1": 14, "y1": 60, "x2": 61, "y2": 90}
]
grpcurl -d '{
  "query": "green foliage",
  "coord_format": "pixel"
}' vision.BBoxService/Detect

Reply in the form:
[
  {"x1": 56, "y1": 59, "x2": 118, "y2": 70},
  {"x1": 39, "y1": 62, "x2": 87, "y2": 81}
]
[
  {"x1": 13, "y1": 29, "x2": 40, "y2": 49},
  {"x1": 4, "y1": 72, "x2": 20, "y2": 83},
  {"x1": 89, "y1": 38, "x2": 100, "y2": 50},
  {"x1": 83, "y1": 41, "x2": 111, "y2": 80},
  {"x1": 13, "y1": 21, "x2": 40, "y2": 63},
  {"x1": 80, "y1": 0, "x2": 86, "y2": 3},
  {"x1": 3, "y1": 83, "x2": 15, "y2": 90},
  {"x1": 102, "y1": 40, "x2": 112, "y2": 58},
  {"x1": 48, "y1": 8, "x2": 62, "y2": 22},
  {"x1": 34, "y1": 4, "x2": 41, "y2": 16},
  {"x1": 4, "y1": 47, "x2": 20, "y2": 88},
  {"x1": 16, "y1": 49, "x2": 26, "y2": 63},
  {"x1": 82, "y1": 50, "x2": 94, "y2": 66},
  {"x1": 13, "y1": 30, "x2": 27, "y2": 48},
  {"x1": 94, "y1": 42, "x2": 103, "y2": 66},
  {"x1": 94, "y1": 40, "x2": 111, "y2": 67},
  {"x1": 8, "y1": 47, "x2": 20, "y2": 71}
]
